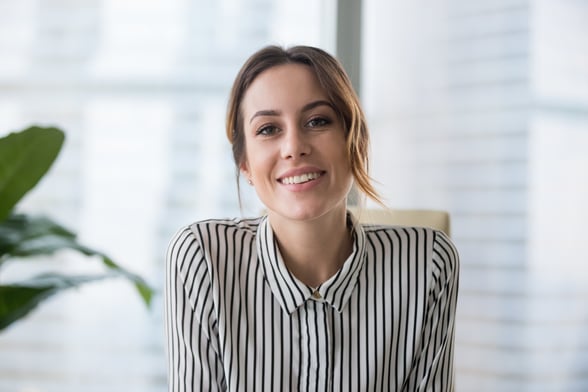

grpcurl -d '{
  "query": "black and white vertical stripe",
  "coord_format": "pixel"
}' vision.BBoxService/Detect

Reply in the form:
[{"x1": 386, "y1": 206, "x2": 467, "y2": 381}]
[{"x1": 165, "y1": 214, "x2": 459, "y2": 391}]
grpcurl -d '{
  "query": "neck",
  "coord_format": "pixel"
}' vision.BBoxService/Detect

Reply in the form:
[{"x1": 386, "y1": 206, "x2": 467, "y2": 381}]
[{"x1": 268, "y1": 206, "x2": 353, "y2": 288}]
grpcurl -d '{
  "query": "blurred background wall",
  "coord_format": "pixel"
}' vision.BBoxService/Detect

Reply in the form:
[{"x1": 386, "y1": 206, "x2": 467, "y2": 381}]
[
  {"x1": 0, "y1": 0, "x2": 586, "y2": 391},
  {"x1": 362, "y1": 1, "x2": 588, "y2": 390}
]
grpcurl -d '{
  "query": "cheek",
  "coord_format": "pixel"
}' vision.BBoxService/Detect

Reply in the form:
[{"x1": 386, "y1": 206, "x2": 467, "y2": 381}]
[
  {"x1": 249, "y1": 149, "x2": 272, "y2": 172},
  {"x1": 241, "y1": 139, "x2": 270, "y2": 177},
  {"x1": 239, "y1": 130, "x2": 258, "y2": 172},
  {"x1": 331, "y1": 135, "x2": 351, "y2": 167}
]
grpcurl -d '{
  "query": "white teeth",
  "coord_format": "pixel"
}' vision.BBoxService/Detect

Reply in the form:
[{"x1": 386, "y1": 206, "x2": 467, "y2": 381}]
[{"x1": 281, "y1": 172, "x2": 321, "y2": 185}]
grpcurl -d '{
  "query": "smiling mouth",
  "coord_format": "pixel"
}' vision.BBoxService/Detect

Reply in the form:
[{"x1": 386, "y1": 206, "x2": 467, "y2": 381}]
[{"x1": 279, "y1": 172, "x2": 323, "y2": 185}]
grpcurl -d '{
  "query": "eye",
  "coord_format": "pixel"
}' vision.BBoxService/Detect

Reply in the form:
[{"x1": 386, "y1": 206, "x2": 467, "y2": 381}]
[
  {"x1": 306, "y1": 116, "x2": 331, "y2": 128},
  {"x1": 256, "y1": 124, "x2": 279, "y2": 136}
]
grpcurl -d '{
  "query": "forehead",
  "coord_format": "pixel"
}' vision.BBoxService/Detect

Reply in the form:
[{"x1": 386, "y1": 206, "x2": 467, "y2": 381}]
[{"x1": 241, "y1": 63, "x2": 328, "y2": 117}]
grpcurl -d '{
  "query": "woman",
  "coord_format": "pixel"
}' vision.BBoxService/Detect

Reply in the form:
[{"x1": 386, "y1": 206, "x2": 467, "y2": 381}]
[{"x1": 165, "y1": 45, "x2": 459, "y2": 391}]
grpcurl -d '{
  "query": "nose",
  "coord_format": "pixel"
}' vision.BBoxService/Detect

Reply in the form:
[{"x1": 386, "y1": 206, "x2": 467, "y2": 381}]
[{"x1": 281, "y1": 126, "x2": 310, "y2": 159}]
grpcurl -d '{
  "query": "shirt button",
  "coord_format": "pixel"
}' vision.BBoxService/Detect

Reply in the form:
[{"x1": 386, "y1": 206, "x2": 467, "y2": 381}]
[{"x1": 312, "y1": 291, "x2": 322, "y2": 299}]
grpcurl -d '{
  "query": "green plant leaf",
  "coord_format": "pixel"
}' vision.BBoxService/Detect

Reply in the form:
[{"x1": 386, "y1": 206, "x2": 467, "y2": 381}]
[
  {"x1": 0, "y1": 214, "x2": 75, "y2": 259},
  {"x1": 0, "y1": 273, "x2": 109, "y2": 331},
  {"x1": 98, "y1": 254, "x2": 154, "y2": 306},
  {"x1": 0, "y1": 126, "x2": 65, "y2": 221},
  {"x1": 0, "y1": 214, "x2": 154, "y2": 307},
  {"x1": 0, "y1": 126, "x2": 154, "y2": 332}
]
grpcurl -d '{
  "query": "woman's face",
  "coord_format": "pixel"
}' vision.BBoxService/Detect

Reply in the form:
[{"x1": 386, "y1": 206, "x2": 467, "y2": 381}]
[{"x1": 240, "y1": 63, "x2": 353, "y2": 222}]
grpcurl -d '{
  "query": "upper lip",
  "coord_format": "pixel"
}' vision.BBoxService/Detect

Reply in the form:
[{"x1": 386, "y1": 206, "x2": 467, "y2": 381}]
[{"x1": 277, "y1": 166, "x2": 325, "y2": 181}]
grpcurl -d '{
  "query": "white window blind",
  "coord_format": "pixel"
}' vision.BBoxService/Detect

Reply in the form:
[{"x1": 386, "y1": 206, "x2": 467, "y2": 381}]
[
  {"x1": 362, "y1": 0, "x2": 588, "y2": 390},
  {"x1": 0, "y1": 1, "x2": 336, "y2": 390}
]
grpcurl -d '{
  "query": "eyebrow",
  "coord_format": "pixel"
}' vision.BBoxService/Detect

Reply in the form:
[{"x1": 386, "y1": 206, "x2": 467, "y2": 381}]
[{"x1": 249, "y1": 100, "x2": 335, "y2": 124}]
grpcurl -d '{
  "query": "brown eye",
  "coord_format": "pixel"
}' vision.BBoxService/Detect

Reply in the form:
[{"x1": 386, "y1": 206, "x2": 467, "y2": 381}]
[
  {"x1": 256, "y1": 124, "x2": 279, "y2": 136},
  {"x1": 306, "y1": 117, "x2": 331, "y2": 128}
]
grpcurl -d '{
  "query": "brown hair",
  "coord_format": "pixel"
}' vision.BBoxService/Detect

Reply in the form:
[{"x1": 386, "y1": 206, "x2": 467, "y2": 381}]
[{"x1": 226, "y1": 45, "x2": 382, "y2": 204}]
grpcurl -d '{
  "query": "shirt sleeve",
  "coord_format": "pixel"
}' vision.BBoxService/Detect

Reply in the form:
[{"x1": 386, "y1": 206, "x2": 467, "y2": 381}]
[
  {"x1": 164, "y1": 226, "x2": 225, "y2": 392},
  {"x1": 407, "y1": 229, "x2": 460, "y2": 392}
]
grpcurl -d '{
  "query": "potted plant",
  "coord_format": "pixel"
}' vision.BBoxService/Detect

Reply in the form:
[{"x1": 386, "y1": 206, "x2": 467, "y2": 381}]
[{"x1": 0, "y1": 125, "x2": 153, "y2": 331}]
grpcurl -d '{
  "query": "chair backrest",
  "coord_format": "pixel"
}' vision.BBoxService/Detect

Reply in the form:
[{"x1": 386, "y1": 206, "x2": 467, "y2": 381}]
[{"x1": 349, "y1": 207, "x2": 451, "y2": 237}]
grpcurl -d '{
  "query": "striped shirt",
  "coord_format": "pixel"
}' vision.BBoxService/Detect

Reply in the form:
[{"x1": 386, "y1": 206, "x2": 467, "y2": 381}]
[{"x1": 164, "y1": 214, "x2": 459, "y2": 391}]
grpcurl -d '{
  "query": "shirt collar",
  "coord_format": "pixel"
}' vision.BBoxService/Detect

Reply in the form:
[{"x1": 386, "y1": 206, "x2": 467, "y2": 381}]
[{"x1": 256, "y1": 213, "x2": 366, "y2": 314}]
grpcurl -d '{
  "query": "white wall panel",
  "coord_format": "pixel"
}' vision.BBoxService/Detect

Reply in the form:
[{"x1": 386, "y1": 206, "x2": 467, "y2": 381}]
[{"x1": 363, "y1": 0, "x2": 588, "y2": 389}]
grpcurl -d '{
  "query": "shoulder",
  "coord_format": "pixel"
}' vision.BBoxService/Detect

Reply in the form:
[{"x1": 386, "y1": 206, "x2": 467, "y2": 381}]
[
  {"x1": 166, "y1": 217, "x2": 262, "y2": 266},
  {"x1": 168, "y1": 216, "x2": 262, "y2": 251},
  {"x1": 187, "y1": 216, "x2": 261, "y2": 248},
  {"x1": 361, "y1": 224, "x2": 458, "y2": 265},
  {"x1": 361, "y1": 224, "x2": 459, "y2": 286},
  {"x1": 431, "y1": 229, "x2": 460, "y2": 280},
  {"x1": 361, "y1": 223, "x2": 439, "y2": 245},
  {"x1": 165, "y1": 217, "x2": 262, "y2": 288}
]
